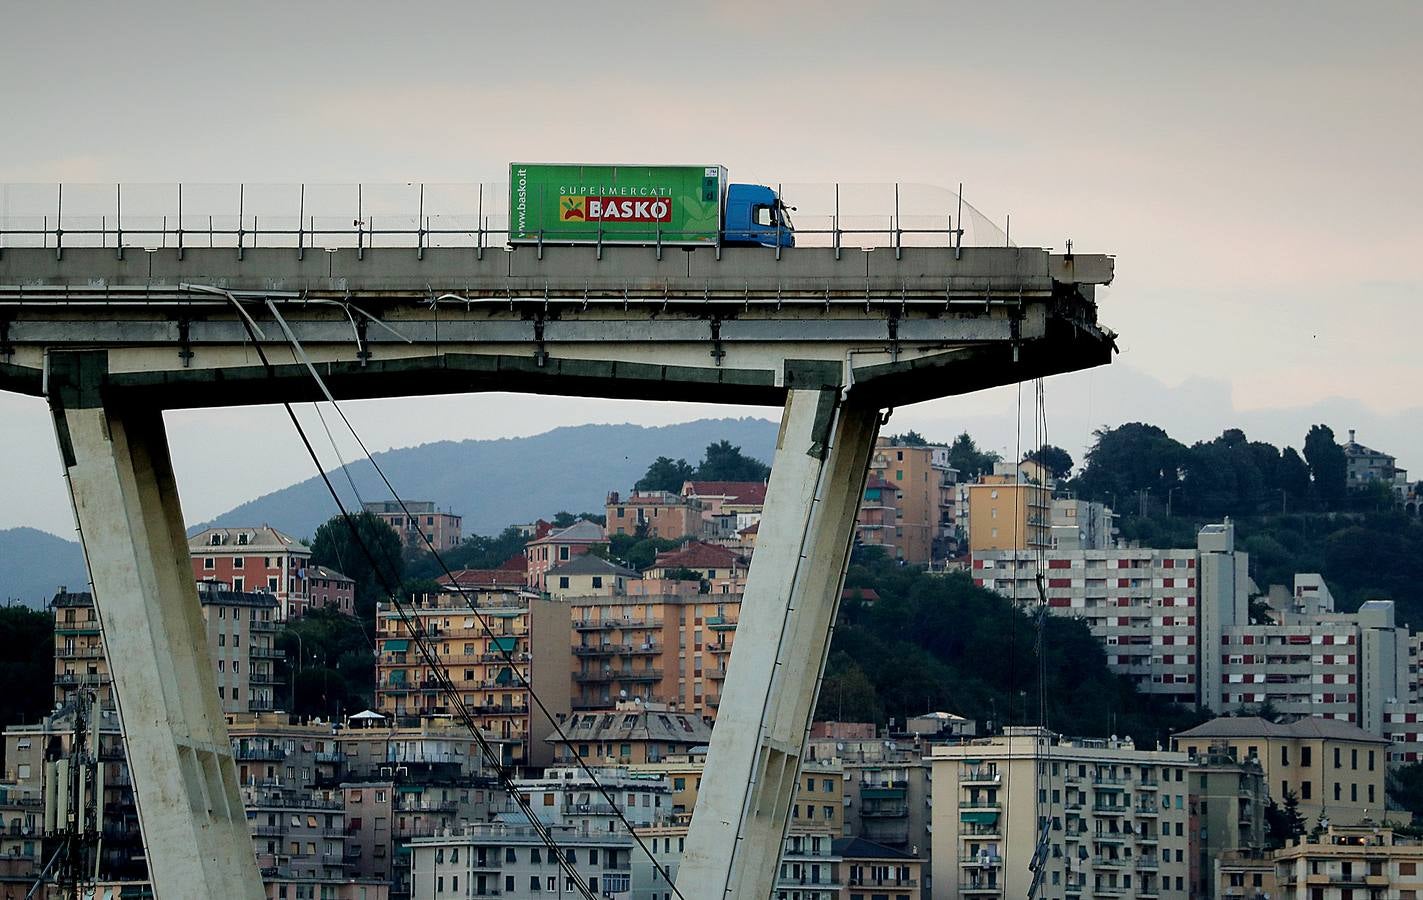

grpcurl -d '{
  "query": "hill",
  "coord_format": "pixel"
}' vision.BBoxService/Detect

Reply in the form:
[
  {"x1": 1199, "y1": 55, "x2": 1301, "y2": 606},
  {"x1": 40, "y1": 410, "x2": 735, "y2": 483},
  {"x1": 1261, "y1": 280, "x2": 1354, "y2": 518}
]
[
  {"x1": 0, "y1": 527, "x2": 88, "y2": 608},
  {"x1": 194, "y1": 417, "x2": 779, "y2": 541}
]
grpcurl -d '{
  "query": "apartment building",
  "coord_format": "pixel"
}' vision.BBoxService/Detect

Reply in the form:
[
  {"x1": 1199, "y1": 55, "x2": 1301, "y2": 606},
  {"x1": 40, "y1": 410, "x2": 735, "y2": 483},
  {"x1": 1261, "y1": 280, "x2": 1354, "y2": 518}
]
[
  {"x1": 683, "y1": 480, "x2": 767, "y2": 544},
  {"x1": 643, "y1": 541, "x2": 749, "y2": 596},
  {"x1": 568, "y1": 592, "x2": 741, "y2": 716},
  {"x1": 307, "y1": 565, "x2": 355, "y2": 616},
  {"x1": 1271, "y1": 821, "x2": 1423, "y2": 899},
  {"x1": 525, "y1": 520, "x2": 608, "y2": 592},
  {"x1": 930, "y1": 727, "x2": 1193, "y2": 900},
  {"x1": 545, "y1": 554, "x2": 640, "y2": 600},
  {"x1": 1050, "y1": 498, "x2": 1117, "y2": 551},
  {"x1": 189, "y1": 525, "x2": 315, "y2": 619},
  {"x1": 1187, "y1": 744, "x2": 1268, "y2": 900},
  {"x1": 1342, "y1": 429, "x2": 1406, "y2": 490},
  {"x1": 837, "y1": 836, "x2": 925, "y2": 900},
  {"x1": 966, "y1": 468, "x2": 1052, "y2": 553},
  {"x1": 606, "y1": 489, "x2": 703, "y2": 541},
  {"x1": 53, "y1": 586, "x2": 283, "y2": 714},
  {"x1": 804, "y1": 729, "x2": 934, "y2": 860},
  {"x1": 857, "y1": 438, "x2": 959, "y2": 565},
  {"x1": 630, "y1": 824, "x2": 845, "y2": 900},
  {"x1": 973, "y1": 522, "x2": 1247, "y2": 708},
  {"x1": 408, "y1": 823, "x2": 635, "y2": 899},
  {"x1": 1213, "y1": 849, "x2": 1277, "y2": 900},
  {"x1": 1173, "y1": 717, "x2": 1388, "y2": 827},
  {"x1": 374, "y1": 591, "x2": 571, "y2": 768},
  {"x1": 362, "y1": 500, "x2": 462, "y2": 553},
  {"x1": 1223, "y1": 597, "x2": 1409, "y2": 733},
  {"x1": 547, "y1": 703, "x2": 713, "y2": 766},
  {"x1": 436, "y1": 558, "x2": 527, "y2": 595}
]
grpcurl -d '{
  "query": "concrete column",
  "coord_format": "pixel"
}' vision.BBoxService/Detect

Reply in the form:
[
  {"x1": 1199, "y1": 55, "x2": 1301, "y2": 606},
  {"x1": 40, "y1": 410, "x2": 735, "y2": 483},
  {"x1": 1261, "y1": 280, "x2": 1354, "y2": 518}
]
[
  {"x1": 679, "y1": 388, "x2": 879, "y2": 899},
  {"x1": 47, "y1": 351, "x2": 263, "y2": 899}
]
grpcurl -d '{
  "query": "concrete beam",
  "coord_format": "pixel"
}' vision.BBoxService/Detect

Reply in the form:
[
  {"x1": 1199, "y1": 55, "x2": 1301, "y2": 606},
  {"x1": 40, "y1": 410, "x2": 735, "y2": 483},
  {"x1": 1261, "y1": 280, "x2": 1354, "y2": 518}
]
[
  {"x1": 679, "y1": 388, "x2": 880, "y2": 899},
  {"x1": 47, "y1": 351, "x2": 263, "y2": 899}
]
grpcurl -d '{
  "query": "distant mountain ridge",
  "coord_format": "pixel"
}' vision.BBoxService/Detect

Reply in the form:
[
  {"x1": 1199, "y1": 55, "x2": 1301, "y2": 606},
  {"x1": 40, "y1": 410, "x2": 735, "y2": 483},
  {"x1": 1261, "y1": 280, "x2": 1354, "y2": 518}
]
[
  {"x1": 194, "y1": 417, "x2": 780, "y2": 540},
  {"x1": 0, "y1": 418, "x2": 780, "y2": 604},
  {"x1": 0, "y1": 527, "x2": 88, "y2": 608}
]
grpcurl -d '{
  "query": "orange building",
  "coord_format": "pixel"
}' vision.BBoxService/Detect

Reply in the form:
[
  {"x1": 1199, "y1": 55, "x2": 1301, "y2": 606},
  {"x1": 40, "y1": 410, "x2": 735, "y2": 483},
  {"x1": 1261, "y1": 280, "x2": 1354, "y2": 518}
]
[
  {"x1": 644, "y1": 541, "x2": 749, "y2": 596},
  {"x1": 523, "y1": 520, "x2": 607, "y2": 592},
  {"x1": 568, "y1": 592, "x2": 741, "y2": 717},
  {"x1": 856, "y1": 437, "x2": 959, "y2": 565},
  {"x1": 966, "y1": 471, "x2": 1052, "y2": 552},
  {"x1": 605, "y1": 490, "x2": 704, "y2": 541}
]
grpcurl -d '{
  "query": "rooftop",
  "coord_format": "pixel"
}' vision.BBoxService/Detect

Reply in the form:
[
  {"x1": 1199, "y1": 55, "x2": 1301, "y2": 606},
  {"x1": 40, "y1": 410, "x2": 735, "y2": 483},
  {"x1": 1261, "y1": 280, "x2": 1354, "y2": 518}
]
[
  {"x1": 1174, "y1": 715, "x2": 1390, "y2": 744},
  {"x1": 527, "y1": 519, "x2": 606, "y2": 546},
  {"x1": 683, "y1": 480, "x2": 768, "y2": 506},
  {"x1": 832, "y1": 836, "x2": 919, "y2": 861},
  {"x1": 650, "y1": 541, "x2": 747, "y2": 571},
  {"x1": 189, "y1": 525, "x2": 305, "y2": 554},
  {"x1": 546, "y1": 554, "x2": 640, "y2": 579},
  {"x1": 307, "y1": 565, "x2": 352, "y2": 584}
]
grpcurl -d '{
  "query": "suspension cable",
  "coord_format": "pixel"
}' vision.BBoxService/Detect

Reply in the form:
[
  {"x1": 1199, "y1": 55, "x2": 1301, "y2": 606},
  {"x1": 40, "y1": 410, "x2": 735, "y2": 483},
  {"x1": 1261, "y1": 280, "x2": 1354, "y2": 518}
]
[
  {"x1": 254, "y1": 294, "x2": 687, "y2": 899},
  {"x1": 200, "y1": 287, "x2": 600, "y2": 900}
]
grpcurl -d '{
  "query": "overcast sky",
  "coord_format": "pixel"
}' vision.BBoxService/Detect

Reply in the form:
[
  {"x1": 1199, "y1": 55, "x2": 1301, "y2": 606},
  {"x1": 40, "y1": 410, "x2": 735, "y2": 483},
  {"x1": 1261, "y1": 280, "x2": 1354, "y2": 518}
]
[{"x1": 2, "y1": 1, "x2": 1419, "y2": 538}]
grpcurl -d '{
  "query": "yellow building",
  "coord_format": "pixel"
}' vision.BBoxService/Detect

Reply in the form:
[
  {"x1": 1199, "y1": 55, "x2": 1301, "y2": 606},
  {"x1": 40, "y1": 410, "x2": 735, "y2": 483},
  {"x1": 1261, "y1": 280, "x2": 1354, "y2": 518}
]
[
  {"x1": 374, "y1": 591, "x2": 570, "y2": 768},
  {"x1": 966, "y1": 473, "x2": 1051, "y2": 553},
  {"x1": 1272, "y1": 822, "x2": 1423, "y2": 899},
  {"x1": 1173, "y1": 716, "x2": 1388, "y2": 827},
  {"x1": 858, "y1": 437, "x2": 958, "y2": 565}
]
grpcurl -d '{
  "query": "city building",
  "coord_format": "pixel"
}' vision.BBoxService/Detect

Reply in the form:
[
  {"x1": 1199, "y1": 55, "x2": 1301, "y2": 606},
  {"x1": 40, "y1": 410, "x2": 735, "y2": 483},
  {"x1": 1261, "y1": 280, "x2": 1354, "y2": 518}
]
[
  {"x1": 53, "y1": 586, "x2": 283, "y2": 714},
  {"x1": 362, "y1": 500, "x2": 463, "y2": 554},
  {"x1": 545, "y1": 554, "x2": 640, "y2": 600},
  {"x1": 1212, "y1": 849, "x2": 1277, "y2": 900},
  {"x1": 835, "y1": 836, "x2": 924, "y2": 900},
  {"x1": 930, "y1": 727, "x2": 1193, "y2": 900},
  {"x1": 1271, "y1": 821, "x2": 1423, "y2": 899},
  {"x1": 629, "y1": 824, "x2": 844, "y2": 900},
  {"x1": 504, "y1": 766, "x2": 673, "y2": 834},
  {"x1": 1342, "y1": 429, "x2": 1407, "y2": 491},
  {"x1": 605, "y1": 489, "x2": 703, "y2": 541},
  {"x1": 1173, "y1": 717, "x2": 1388, "y2": 827},
  {"x1": 682, "y1": 480, "x2": 767, "y2": 545},
  {"x1": 973, "y1": 522, "x2": 1247, "y2": 708},
  {"x1": 856, "y1": 438, "x2": 958, "y2": 565},
  {"x1": 374, "y1": 591, "x2": 571, "y2": 768},
  {"x1": 547, "y1": 703, "x2": 713, "y2": 766},
  {"x1": 189, "y1": 526, "x2": 313, "y2": 620},
  {"x1": 1221, "y1": 583, "x2": 1409, "y2": 733},
  {"x1": 642, "y1": 541, "x2": 749, "y2": 596},
  {"x1": 408, "y1": 823, "x2": 635, "y2": 899},
  {"x1": 525, "y1": 520, "x2": 608, "y2": 592},
  {"x1": 568, "y1": 592, "x2": 741, "y2": 716},
  {"x1": 307, "y1": 565, "x2": 356, "y2": 616},
  {"x1": 1050, "y1": 498, "x2": 1117, "y2": 552},
  {"x1": 1187, "y1": 742, "x2": 1268, "y2": 900},
  {"x1": 965, "y1": 466, "x2": 1051, "y2": 553},
  {"x1": 435, "y1": 557, "x2": 527, "y2": 595}
]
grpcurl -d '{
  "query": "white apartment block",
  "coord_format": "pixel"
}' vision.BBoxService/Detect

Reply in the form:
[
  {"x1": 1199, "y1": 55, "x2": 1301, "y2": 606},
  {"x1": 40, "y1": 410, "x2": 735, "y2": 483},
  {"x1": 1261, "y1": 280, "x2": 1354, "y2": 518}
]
[
  {"x1": 930, "y1": 728, "x2": 1192, "y2": 900},
  {"x1": 1222, "y1": 576, "x2": 1409, "y2": 735},
  {"x1": 973, "y1": 523, "x2": 1246, "y2": 708},
  {"x1": 409, "y1": 823, "x2": 634, "y2": 899}
]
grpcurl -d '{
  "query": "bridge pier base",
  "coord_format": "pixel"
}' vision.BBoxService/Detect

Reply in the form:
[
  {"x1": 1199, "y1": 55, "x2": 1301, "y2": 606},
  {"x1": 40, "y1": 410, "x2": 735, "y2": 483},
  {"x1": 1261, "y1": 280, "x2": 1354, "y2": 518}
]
[
  {"x1": 679, "y1": 387, "x2": 880, "y2": 898},
  {"x1": 47, "y1": 351, "x2": 264, "y2": 899}
]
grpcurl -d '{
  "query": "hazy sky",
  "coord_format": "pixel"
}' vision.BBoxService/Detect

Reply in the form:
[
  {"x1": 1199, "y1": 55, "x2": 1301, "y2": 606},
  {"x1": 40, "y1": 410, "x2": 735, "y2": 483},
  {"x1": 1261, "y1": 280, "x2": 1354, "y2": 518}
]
[{"x1": 2, "y1": 1, "x2": 1420, "y2": 537}]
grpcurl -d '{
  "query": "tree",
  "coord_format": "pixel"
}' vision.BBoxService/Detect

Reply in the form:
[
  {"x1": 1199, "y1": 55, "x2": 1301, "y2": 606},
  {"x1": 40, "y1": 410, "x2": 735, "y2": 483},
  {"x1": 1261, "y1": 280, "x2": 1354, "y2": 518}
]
[
  {"x1": 947, "y1": 432, "x2": 1001, "y2": 480},
  {"x1": 635, "y1": 456, "x2": 695, "y2": 493},
  {"x1": 277, "y1": 607, "x2": 375, "y2": 718},
  {"x1": 310, "y1": 511, "x2": 404, "y2": 621},
  {"x1": 815, "y1": 653, "x2": 883, "y2": 723},
  {"x1": 1387, "y1": 763, "x2": 1423, "y2": 821},
  {"x1": 1278, "y1": 447, "x2": 1313, "y2": 510},
  {"x1": 1304, "y1": 424, "x2": 1347, "y2": 509},
  {"x1": 1075, "y1": 423, "x2": 1189, "y2": 513},
  {"x1": 1026, "y1": 444, "x2": 1075, "y2": 480},
  {"x1": 1265, "y1": 788, "x2": 1307, "y2": 848},
  {"x1": 406, "y1": 526, "x2": 529, "y2": 581},
  {"x1": 695, "y1": 441, "x2": 771, "y2": 482},
  {"x1": 552, "y1": 511, "x2": 606, "y2": 528},
  {"x1": 0, "y1": 606, "x2": 54, "y2": 767},
  {"x1": 886, "y1": 431, "x2": 928, "y2": 447}
]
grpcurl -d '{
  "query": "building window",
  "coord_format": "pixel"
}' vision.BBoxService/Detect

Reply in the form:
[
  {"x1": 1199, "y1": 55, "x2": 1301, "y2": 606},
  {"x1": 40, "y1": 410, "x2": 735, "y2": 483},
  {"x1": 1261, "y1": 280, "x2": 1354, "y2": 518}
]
[
  {"x1": 204, "y1": 558, "x2": 215, "y2": 570},
  {"x1": 592, "y1": 577, "x2": 603, "y2": 589}
]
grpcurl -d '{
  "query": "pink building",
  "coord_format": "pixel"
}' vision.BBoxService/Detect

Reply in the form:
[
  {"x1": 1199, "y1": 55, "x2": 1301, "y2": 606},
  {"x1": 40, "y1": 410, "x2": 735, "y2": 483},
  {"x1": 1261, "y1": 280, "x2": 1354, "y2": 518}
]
[
  {"x1": 644, "y1": 541, "x2": 750, "y2": 596},
  {"x1": 189, "y1": 526, "x2": 313, "y2": 620},
  {"x1": 307, "y1": 565, "x2": 356, "y2": 616},
  {"x1": 524, "y1": 520, "x2": 608, "y2": 592},
  {"x1": 362, "y1": 500, "x2": 462, "y2": 554}
]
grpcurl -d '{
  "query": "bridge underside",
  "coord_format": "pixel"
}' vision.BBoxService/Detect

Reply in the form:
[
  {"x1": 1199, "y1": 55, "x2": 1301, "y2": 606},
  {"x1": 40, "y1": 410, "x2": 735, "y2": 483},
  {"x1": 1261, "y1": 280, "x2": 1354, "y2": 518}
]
[{"x1": 1, "y1": 245, "x2": 1114, "y2": 899}]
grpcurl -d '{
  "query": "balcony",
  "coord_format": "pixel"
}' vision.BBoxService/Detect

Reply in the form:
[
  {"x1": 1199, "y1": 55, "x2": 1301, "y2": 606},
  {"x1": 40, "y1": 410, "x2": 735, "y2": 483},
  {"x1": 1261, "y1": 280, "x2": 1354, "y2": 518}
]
[
  {"x1": 959, "y1": 878, "x2": 1002, "y2": 895},
  {"x1": 1092, "y1": 802, "x2": 1128, "y2": 815},
  {"x1": 961, "y1": 768, "x2": 1001, "y2": 785},
  {"x1": 706, "y1": 616, "x2": 738, "y2": 631},
  {"x1": 573, "y1": 644, "x2": 615, "y2": 656},
  {"x1": 1134, "y1": 802, "x2": 1159, "y2": 816},
  {"x1": 234, "y1": 746, "x2": 285, "y2": 762},
  {"x1": 1093, "y1": 857, "x2": 1126, "y2": 868},
  {"x1": 960, "y1": 855, "x2": 1003, "y2": 867},
  {"x1": 1135, "y1": 857, "x2": 1160, "y2": 871},
  {"x1": 55, "y1": 647, "x2": 105, "y2": 659},
  {"x1": 708, "y1": 642, "x2": 733, "y2": 655},
  {"x1": 54, "y1": 673, "x2": 110, "y2": 687},
  {"x1": 251, "y1": 646, "x2": 286, "y2": 660}
]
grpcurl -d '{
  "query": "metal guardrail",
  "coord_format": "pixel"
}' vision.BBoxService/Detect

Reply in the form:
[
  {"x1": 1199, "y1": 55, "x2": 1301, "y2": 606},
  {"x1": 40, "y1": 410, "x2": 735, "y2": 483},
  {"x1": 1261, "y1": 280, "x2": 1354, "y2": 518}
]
[{"x1": 0, "y1": 181, "x2": 1017, "y2": 260}]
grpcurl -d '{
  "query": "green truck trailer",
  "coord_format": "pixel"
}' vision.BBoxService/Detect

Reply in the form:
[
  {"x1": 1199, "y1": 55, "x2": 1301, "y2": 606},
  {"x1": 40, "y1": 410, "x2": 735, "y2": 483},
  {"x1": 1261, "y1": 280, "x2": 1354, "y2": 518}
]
[{"x1": 508, "y1": 163, "x2": 794, "y2": 248}]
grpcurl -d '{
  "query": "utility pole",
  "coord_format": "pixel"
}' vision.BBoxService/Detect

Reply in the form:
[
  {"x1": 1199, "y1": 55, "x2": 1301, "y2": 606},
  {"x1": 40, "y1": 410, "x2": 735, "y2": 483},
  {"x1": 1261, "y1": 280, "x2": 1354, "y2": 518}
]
[{"x1": 42, "y1": 690, "x2": 104, "y2": 899}]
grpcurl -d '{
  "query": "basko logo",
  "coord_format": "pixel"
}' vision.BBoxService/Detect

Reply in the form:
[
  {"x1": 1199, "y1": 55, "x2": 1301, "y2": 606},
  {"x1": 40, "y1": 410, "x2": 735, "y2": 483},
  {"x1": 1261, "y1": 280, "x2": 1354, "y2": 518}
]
[{"x1": 560, "y1": 195, "x2": 673, "y2": 223}]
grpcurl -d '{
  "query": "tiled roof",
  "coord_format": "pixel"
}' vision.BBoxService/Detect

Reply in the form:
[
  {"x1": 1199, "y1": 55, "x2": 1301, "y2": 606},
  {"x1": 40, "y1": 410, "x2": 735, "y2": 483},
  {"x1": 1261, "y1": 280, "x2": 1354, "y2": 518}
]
[
  {"x1": 527, "y1": 519, "x2": 606, "y2": 545},
  {"x1": 550, "y1": 708, "x2": 712, "y2": 745},
  {"x1": 189, "y1": 525, "x2": 306, "y2": 554},
  {"x1": 308, "y1": 565, "x2": 353, "y2": 584},
  {"x1": 738, "y1": 521, "x2": 760, "y2": 535},
  {"x1": 684, "y1": 480, "x2": 768, "y2": 505},
  {"x1": 546, "y1": 555, "x2": 640, "y2": 579},
  {"x1": 1174, "y1": 715, "x2": 1388, "y2": 744},
  {"x1": 832, "y1": 836, "x2": 917, "y2": 861},
  {"x1": 651, "y1": 541, "x2": 747, "y2": 571},
  {"x1": 438, "y1": 568, "x2": 526, "y2": 588}
]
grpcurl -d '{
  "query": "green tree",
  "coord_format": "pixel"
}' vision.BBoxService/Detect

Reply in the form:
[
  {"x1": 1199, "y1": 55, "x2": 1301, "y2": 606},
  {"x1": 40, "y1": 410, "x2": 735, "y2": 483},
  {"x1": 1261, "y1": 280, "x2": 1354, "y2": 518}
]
[
  {"x1": 947, "y1": 432, "x2": 1001, "y2": 480},
  {"x1": 1304, "y1": 424, "x2": 1347, "y2": 509},
  {"x1": 695, "y1": 441, "x2": 771, "y2": 482},
  {"x1": 1075, "y1": 423, "x2": 1190, "y2": 512},
  {"x1": 552, "y1": 511, "x2": 606, "y2": 528},
  {"x1": 1265, "y1": 789, "x2": 1307, "y2": 848},
  {"x1": 1026, "y1": 444, "x2": 1075, "y2": 480},
  {"x1": 277, "y1": 607, "x2": 375, "y2": 718},
  {"x1": 310, "y1": 511, "x2": 404, "y2": 621},
  {"x1": 886, "y1": 431, "x2": 928, "y2": 447},
  {"x1": 635, "y1": 456, "x2": 696, "y2": 493},
  {"x1": 0, "y1": 606, "x2": 54, "y2": 767},
  {"x1": 406, "y1": 526, "x2": 529, "y2": 581},
  {"x1": 1277, "y1": 447, "x2": 1313, "y2": 511},
  {"x1": 815, "y1": 653, "x2": 883, "y2": 722},
  {"x1": 1387, "y1": 763, "x2": 1423, "y2": 821}
]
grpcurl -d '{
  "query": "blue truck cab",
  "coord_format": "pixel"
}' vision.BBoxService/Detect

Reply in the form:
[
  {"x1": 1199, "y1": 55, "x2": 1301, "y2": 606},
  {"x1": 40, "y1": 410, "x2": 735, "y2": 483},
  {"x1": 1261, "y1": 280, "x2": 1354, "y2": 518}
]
[{"x1": 722, "y1": 183, "x2": 795, "y2": 248}]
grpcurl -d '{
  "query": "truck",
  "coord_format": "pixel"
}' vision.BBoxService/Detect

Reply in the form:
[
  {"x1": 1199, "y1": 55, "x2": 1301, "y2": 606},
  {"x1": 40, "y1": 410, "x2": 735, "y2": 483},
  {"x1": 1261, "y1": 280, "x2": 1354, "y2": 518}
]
[{"x1": 508, "y1": 163, "x2": 794, "y2": 248}]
